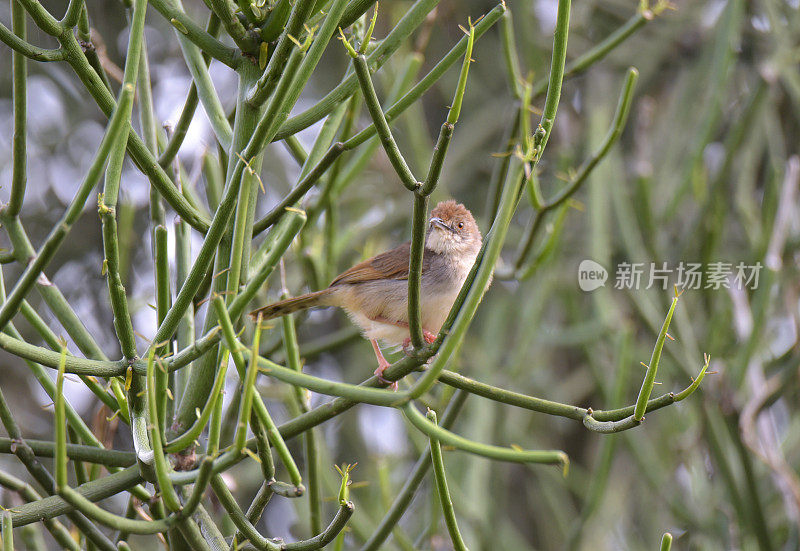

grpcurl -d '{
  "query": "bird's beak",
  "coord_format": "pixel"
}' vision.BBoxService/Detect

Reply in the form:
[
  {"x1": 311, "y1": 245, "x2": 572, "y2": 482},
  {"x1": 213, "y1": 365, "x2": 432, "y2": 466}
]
[{"x1": 429, "y1": 217, "x2": 455, "y2": 233}]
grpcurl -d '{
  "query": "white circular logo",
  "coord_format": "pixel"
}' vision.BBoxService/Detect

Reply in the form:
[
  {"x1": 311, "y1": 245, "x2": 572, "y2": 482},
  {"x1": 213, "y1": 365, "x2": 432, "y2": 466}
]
[{"x1": 578, "y1": 260, "x2": 608, "y2": 292}]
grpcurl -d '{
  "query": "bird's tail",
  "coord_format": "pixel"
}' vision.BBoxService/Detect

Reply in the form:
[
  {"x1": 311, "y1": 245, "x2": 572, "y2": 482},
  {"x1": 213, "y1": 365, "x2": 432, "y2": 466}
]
[{"x1": 249, "y1": 289, "x2": 333, "y2": 320}]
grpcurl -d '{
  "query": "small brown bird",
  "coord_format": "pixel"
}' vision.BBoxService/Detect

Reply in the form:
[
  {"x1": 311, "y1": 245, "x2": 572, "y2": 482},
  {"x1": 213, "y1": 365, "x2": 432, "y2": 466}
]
[{"x1": 250, "y1": 201, "x2": 483, "y2": 388}]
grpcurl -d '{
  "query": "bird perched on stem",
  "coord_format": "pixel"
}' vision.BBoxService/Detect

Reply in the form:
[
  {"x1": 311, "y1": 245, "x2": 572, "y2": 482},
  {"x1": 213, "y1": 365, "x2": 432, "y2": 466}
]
[{"x1": 250, "y1": 200, "x2": 483, "y2": 389}]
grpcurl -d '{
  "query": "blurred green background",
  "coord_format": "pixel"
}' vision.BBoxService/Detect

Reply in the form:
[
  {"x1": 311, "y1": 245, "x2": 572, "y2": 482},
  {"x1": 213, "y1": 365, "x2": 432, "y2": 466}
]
[{"x1": 1, "y1": 0, "x2": 798, "y2": 549}]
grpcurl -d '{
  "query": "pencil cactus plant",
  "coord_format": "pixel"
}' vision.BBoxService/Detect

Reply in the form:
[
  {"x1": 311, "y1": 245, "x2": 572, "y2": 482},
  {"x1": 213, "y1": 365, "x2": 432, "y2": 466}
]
[{"x1": 8, "y1": 0, "x2": 791, "y2": 548}]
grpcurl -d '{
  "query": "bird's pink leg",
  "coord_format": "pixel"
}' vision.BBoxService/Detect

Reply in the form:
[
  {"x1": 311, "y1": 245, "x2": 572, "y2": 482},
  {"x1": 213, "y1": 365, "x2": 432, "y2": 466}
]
[{"x1": 370, "y1": 339, "x2": 398, "y2": 391}]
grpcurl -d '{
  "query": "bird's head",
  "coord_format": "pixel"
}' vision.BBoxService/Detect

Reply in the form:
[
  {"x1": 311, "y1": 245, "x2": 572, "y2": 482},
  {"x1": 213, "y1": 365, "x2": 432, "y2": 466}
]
[{"x1": 425, "y1": 200, "x2": 481, "y2": 256}]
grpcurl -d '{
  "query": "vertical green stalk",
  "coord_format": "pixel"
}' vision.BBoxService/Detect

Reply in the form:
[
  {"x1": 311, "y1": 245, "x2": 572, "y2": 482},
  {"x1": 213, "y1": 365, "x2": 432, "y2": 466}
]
[
  {"x1": 235, "y1": 317, "x2": 262, "y2": 453},
  {"x1": 500, "y1": 7, "x2": 523, "y2": 99},
  {"x1": 304, "y1": 405, "x2": 322, "y2": 537},
  {"x1": 206, "y1": 350, "x2": 228, "y2": 457},
  {"x1": 76, "y1": 6, "x2": 113, "y2": 91},
  {"x1": 101, "y1": 0, "x2": 149, "y2": 493},
  {"x1": 8, "y1": 0, "x2": 26, "y2": 218},
  {"x1": 174, "y1": 216, "x2": 194, "y2": 403},
  {"x1": 54, "y1": 347, "x2": 69, "y2": 489},
  {"x1": 426, "y1": 409, "x2": 468, "y2": 551},
  {"x1": 533, "y1": 0, "x2": 570, "y2": 156},
  {"x1": 251, "y1": 416, "x2": 276, "y2": 483},
  {"x1": 154, "y1": 225, "x2": 172, "y2": 430},
  {"x1": 407, "y1": 195, "x2": 429, "y2": 349},
  {"x1": 224, "y1": 124, "x2": 260, "y2": 311},
  {"x1": 445, "y1": 24, "x2": 474, "y2": 127},
  {"x1": 136, "y1": 34, "x2": 158, "y2": 154},
  {"x1": 100, "y1": 0, "x2": 148, "y2": 361},
  {"x1": 281, "y1": 286, "x2": 321, "y2": 534},
  {"x1": 2, "y1": 510, "x2": 12, "y2": 551},
  {"x1": 408, "y1": 24, "x2": 474, "y2": 348},
  {"x1": 145, "y1": 349, "x2": 182, "y2": 512}
]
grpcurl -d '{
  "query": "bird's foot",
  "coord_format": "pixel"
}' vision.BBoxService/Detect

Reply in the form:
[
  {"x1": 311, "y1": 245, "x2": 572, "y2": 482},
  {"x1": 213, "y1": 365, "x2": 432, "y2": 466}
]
[
  {"x1": 374, "y1": 363, "x2": 398, "y2": 391},
  {"x1": 402, "y1": 330, "x2": 437, "y2": 354}
]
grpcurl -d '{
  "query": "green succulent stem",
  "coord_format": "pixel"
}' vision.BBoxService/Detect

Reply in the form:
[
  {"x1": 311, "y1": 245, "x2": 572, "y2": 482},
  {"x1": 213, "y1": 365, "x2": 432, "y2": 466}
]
[
  {"x1": 634, "y1": 295, "x2": 679, "y2": 421},
  {"x1": 426, "y1": 409, "x2": 469, "y2": 551},
  {"x1": 2, "y1": 510, "x2": 13, "y2": 551},
  {"x1": 404, "y1": 403, "x2": 568, "y2": 471}
]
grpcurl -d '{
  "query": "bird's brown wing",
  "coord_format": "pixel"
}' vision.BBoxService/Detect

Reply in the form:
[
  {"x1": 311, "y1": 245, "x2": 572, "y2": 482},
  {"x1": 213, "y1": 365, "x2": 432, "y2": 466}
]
[{"x1": 330, "y1": 242, "x2": 412, "y2": 286}]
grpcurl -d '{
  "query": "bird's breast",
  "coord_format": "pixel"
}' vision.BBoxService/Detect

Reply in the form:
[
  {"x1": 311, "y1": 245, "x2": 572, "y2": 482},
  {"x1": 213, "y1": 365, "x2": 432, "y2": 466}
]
[{"x1": 419, "y1": 251, "x2": 477, "y2": 331}]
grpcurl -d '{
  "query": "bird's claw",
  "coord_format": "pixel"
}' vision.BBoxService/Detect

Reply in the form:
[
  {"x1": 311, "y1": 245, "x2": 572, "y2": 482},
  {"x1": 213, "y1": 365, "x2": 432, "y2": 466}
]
[{"x1": 374, "y1": 364, "x2": 398, "y2": 391}]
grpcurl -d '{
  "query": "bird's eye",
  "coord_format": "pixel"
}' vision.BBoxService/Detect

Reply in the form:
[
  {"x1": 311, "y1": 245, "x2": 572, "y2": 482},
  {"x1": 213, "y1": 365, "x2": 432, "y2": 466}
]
[{"x1": 457, "y1": 222, "x2": 464, "y2": 229}]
